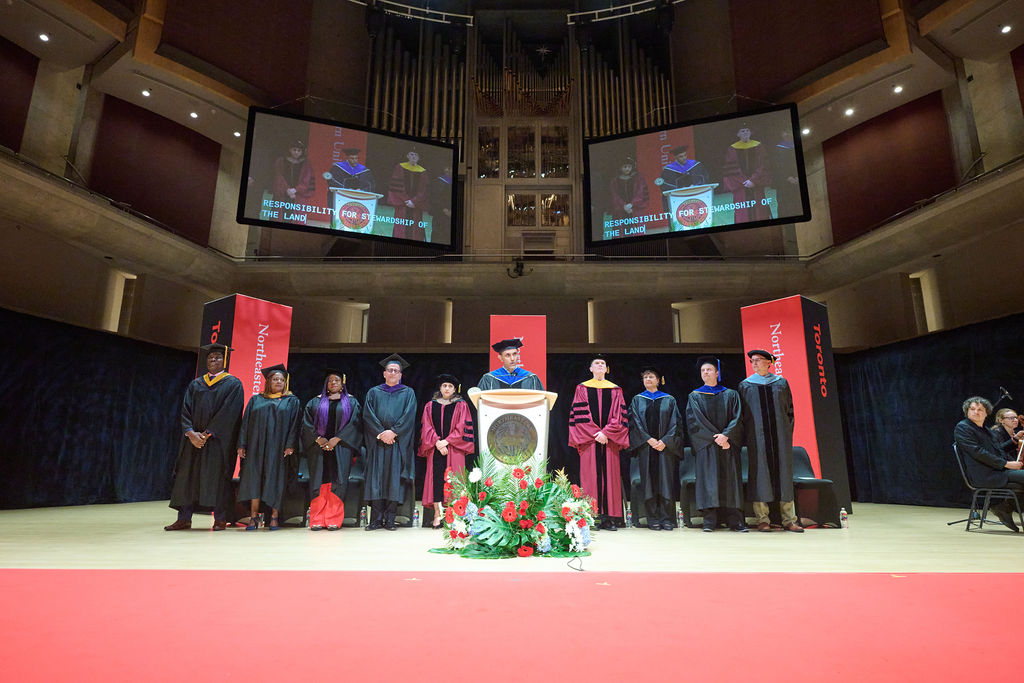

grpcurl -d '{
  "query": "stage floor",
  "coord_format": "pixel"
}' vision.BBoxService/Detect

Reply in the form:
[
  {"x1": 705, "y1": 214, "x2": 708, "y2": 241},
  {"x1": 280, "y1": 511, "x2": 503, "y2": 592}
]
[{"x1": 0, "y1": 501, "x2": 1018, "y2": 572}]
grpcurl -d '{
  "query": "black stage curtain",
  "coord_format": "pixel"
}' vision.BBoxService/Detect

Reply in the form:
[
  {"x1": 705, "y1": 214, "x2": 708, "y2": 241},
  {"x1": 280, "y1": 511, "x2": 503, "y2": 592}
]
[
  {"x1": 836, "y1": 311, "x2": 1024, "y2": 507},
  {"x1": 0, "y1": 307, "x2": 193, "y2": 509}
]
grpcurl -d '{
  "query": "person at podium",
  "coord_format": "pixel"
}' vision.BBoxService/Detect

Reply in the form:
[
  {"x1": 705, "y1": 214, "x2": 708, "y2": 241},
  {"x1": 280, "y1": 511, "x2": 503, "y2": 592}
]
[
  {"x1": 654, "y1": 145, "x2": 708, "y2": 211},
  {"x1": 569, "y1": 355, "x2": 630, "y2": 531},
  {"x1": 476, "y1": 338, "x2": 544, "y2": 391},
  {"x1": 165, "y1": 343, "x2": 244, "y2": 532},
  {"x1": 323, "y1": 147, "x2": 376, "y2": 205},
  {"x1": 362, "y1": 353, "x2": 418, "y2": 531}
]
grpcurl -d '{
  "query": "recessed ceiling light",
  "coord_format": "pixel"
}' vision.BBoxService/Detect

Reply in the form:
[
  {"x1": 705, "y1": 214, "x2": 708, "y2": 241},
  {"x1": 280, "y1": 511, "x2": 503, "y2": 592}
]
[
  {"x1": 1001, "y1": 24, "x2": 1012, "y2": 34},
  {"x1": 39, "y1": 34, "x2": 49, "y2": 42},
  {"x1": 141, "y1": 89, "x2": 151, "y2": 97},
  {"x1": 189, "y1": 112, "x2": 198, "y2": 119},
  {"x1": 233, "y1": 131, "x2": 241, "y2": 137},
  {"x1": 801, "y1": 128, "x2": 810, "y2": 136},
  {"x1": 844, "y1": 107, "x2": 855, "y2": 117},
  {"x1": 892, "y1": 84, "x2": 903, "y2": 94}
]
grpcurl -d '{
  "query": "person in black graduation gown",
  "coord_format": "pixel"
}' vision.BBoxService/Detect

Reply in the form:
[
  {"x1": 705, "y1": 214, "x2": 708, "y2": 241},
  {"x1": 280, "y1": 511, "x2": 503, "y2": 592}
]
[
  {"x1": 955, "y1": 396, "x2": 1024, "y2": 532},
  {"x1": 301, "y1": 369, "x2": 362, "y2": 531},
  {"x1": 237, "y1": 364, "x2": 302, "y2": 531},
  {"x1": 362, "y1": 353, "x2": 418, "y2": 531},
  {"x1": 475, "y1": 338, "x2": 544, "y2": 390},
  {"x1": 166, "y1": 343, "x2": 244, "y2": 531},
  {"x1": 686, "y1": 356, "x2": 747, "y2": 532},
  {"x1": 737, "y1": 349, "x2": 802, "y2": 533},
  {"x1": 628, "y1": 366, "x2": 683, "y2": 530}
]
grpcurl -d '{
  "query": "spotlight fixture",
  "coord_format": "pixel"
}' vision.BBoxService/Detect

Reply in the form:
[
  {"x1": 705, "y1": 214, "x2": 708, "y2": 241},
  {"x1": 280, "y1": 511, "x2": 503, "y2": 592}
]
[
  {"x1": 141, "y1": 88, "x2": 151, "y2": 97},
  {"x1": 233, "y1": 131, "x2": 241, "y2": 137},
  {"x1": 1001, "y1": 24, "x2": 1012, "y2": 34},
  {"x1": 844, "y1": 107, "x2": 855, "y2": 117},
  {"x1": 39, "y1": 33, "x2": 49, "y2": 42},
  {"x1": 801, "y1": 128, "x2": 810, "y2": 136},
  {"x1": 189, "y1": 111, "x2": 198, "y2": 119},
  {"x1": 892, "y1": 84, "x2": 903, "y2": 94}
]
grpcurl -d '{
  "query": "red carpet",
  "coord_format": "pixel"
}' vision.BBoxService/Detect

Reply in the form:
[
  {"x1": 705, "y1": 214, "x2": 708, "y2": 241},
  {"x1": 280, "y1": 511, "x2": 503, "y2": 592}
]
[{"x1": 0, "y1": 569, "x2": 1012, "y2": 681}]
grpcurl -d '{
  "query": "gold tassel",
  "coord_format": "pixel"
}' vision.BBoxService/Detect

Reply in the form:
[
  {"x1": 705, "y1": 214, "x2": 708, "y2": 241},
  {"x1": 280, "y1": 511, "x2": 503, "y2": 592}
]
[{"x1": 343, "y1": 373, "x2": 347, "y2": 384}]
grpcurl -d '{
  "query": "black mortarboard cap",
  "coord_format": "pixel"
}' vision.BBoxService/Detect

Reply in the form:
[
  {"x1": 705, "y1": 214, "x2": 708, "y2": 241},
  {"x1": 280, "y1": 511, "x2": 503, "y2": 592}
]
[
  {"x1": 379, "y1": 353, "x2": 409, "y2": 370},
  {"x1": 436, "y1": 373, "x2": 459, "y2": 388},
  {"x1": 261, "y1": 363, "x2": 288, "y2": 380},
  {"x1": 639, "y1": 365, "x2": 662, "y2": 379},
  {"x1": 696, "y1": 355, "x2": 720, "y2": 370},
  {"x1": 747, "y1": 349, "x2": 775, "y2": 361},
  {"x1": 324, "y1": 368, "x2": 347, "y2": 384},
  {"x1": 491, "y1": 338, "x2": 523, "y2": 353}
]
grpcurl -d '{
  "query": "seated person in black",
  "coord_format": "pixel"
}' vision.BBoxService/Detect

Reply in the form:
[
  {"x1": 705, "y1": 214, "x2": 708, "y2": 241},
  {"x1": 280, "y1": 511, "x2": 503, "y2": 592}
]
[
  {"x1": 991, "y1": 408, "x2": 1024, "y2": 459},
  {"x1": 953, "y1": 396, "x2": 1024, "y2": 532}
]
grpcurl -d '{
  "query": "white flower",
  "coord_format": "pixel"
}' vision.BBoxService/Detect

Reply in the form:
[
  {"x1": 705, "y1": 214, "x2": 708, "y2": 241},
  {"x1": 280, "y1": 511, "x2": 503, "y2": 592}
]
[{"x1": 468, "y1": 467, "x2": 482, "y2": 483}]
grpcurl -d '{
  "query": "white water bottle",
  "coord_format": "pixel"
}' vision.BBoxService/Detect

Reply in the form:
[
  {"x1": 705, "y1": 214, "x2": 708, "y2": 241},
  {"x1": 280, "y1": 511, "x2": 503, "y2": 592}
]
[
  {"x1": 412, "y1": 506, "x2": 420, "y2": 528},
  {"x1": 840, "y1": 507, "x2": 849, "y2": 529},
  {"x1": 625, "y1": 501, "x2": 632, "y2": 528}
]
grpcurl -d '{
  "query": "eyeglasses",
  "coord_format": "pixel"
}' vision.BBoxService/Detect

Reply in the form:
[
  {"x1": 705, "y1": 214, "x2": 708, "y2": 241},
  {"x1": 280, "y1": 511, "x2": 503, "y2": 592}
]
[
  {"x1": 384, "y1": 368, "x2": 402, "y2": 374},
  {"x1": 1002, "y1": 416, "x2": 1019, "y2": 421}
]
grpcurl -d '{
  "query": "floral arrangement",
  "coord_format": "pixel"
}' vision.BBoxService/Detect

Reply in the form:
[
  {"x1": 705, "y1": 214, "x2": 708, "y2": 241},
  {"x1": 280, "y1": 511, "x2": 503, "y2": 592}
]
[{"x1": 432, "y1": 456, "x2": 597, "y2": 559}]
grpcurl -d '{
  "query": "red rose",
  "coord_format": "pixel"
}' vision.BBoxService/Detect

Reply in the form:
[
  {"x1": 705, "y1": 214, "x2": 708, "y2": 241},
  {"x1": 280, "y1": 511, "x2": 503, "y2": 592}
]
[
  {"x1": 519, "y1": 500, "x2": 529, "y2": 513},
  {"x1": 517, "y1": 545, "x2": 534, "y2": 557},
  {"x1": 445, "y1": 508, "x2": 454, "y2": 524},
  {"x1": 502, "y1": 508, "x2": 517, "y2": 522},
  {"x1": 512, "y1": 468, "x2": 525, "y2": 479},
  {"x1": 519, "y1": 519, "x2": 534, "y2": 529},
  {"x1": 590, "y1": 499, "x2": 598, "y2": 514},
  {"x1": 449, "y1": 529, "x2": 458, "y2": 539},
  {"x1": 536, "y1": 511, "x2": 546, "y2": 521},
  {"x1": 478, "y1": 491, "x2": 487, "y2": 502},
  {"x1": 484, "y1": 477, "x2": 493, "y2": 487},
  {"x1": 571, "y1": 484, "x2": 582, "y2": 498},
  {"x1": 536, "y1": 522, "x2": 546, "y2": 534},
  {"x1": 534, "y1": 478, "x2": 543, "y2": 489},
  {"x1": 519, "y1": 479, "x2": 528, "y2": 490},
  {"x1": 577, "y1": 518, "x2": 586, "y2": 528}
]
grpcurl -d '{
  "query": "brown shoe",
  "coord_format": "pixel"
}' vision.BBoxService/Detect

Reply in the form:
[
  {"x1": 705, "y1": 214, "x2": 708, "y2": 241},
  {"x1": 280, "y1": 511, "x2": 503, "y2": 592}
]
[
  {"x1": 164, "y1": 519, "x2": 191, "y2": 531},
  {"x1": 757, "y1": 522, "x2": 771, "y2": 532},
  {"x1": 784, "y1": 522, "x2": 804, "y2": 533},
  {"x1": 211, "y1": 519, "x2": 227, "y2": 531}
]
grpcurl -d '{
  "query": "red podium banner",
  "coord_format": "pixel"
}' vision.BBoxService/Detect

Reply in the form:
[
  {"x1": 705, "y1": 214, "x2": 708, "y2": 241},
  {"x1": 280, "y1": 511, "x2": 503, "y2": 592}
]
[
  {"x1": 489, "y1": 315, "x2": 547, "y2": 388},
  {"x1": 740, "y1": 295, "x2": 851, "y2": 507}
]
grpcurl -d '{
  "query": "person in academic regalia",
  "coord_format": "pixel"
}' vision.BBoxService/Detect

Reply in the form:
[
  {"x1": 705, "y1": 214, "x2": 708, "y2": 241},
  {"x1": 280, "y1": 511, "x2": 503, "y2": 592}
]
[
  {"x1": 737, "y1": 349, "x2": 802, "y2": 532},
  {"x1": 475, "y1": 338, "x2": 544, "y2": 391},
  {"x1": 609, "y1": 156, "x2": 650, "y2": 220},
  {"x1": 323, "y1": 148, "x2": 376, "y2": 197},
  {"x1": 686, "y1": 356, "x2": 747, "y2": 532},
  {"x1": 165, "y1": 343, "x2": 244, "y2": 531},
  {"x1": 418, "y1": 374, "x2": 475, "y2": 528},
  {"x1": 362, "y1": 353, "x2": 418, "y2": 531},
  {"x1": 655, "y1": 145, "x2": 708, "y2": 212},
  {"x1": 387, "y1": 149, "x2": 429, "y2": 241},
  {"x1": 237, "y1": 364, "x2": 302, "y2": 531},
  {"x1": 569, "y1": 355, "x2": 630, "y2": 530},
  {"x1": 300, "y1": 369, "x2": 362, "y2": 531},
  {"x1": 628, "y1": 366, "x2": 683, "y2": 530},
  {"x1": 273, "y1": 140, "x2": 316, "y2": 203},
  {"x1": 722, "y1": 124, "x2": 772, "y2": 223}
]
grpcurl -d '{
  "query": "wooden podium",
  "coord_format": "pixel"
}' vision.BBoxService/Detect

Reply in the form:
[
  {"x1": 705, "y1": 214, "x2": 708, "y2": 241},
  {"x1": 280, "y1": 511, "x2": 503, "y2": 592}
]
[{"x1": 467, "y1": 388, "x2": 558, "y2": 475}]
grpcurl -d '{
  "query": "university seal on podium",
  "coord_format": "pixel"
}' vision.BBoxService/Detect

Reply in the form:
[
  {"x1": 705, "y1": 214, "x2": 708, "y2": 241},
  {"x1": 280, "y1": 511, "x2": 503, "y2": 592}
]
[{"x1": 487, "y1": 413, "x2": 538, "y2": 465}]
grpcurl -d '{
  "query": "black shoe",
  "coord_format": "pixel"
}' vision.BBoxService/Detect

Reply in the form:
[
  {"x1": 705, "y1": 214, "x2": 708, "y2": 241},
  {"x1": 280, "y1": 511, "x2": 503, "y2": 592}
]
[
  {"x1": 365, "y1": 520, "x2": 383, "y2": 531},
  {"x1": 702, "y1": 521, "x2": 714, "y2": 532},
  {"x1": 648, "y1": 521, "x2": 662, "y2": 530},
  {"x1": 729, "y1": 524, "x2": 749, "y2": 533},
  {"x1": 993, "y1": 506, "x2": 1020, "y2": 532}
]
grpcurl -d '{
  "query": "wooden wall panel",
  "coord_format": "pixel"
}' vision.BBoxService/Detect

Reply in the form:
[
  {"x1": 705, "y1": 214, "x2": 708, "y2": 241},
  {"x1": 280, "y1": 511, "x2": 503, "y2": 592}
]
[
  {"x1": 89, "y1": 96, "x2": 220, "y2": 247},
  {"x1": 0, "y1": 36, "x2": 39, "y2": 153},
  {"x1": 823, "y1": 91, "x2": 956, "y2": 245}
]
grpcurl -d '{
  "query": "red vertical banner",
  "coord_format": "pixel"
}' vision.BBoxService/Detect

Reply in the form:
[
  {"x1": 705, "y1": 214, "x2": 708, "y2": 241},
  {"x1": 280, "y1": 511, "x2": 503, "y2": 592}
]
[
  {"x1": 229, "y1": 295, "x2": 293, "y2": 397},
  {"x1": 489, "y1": 315, "x2": 547, "y2": 388},
  {"x1": 740, "y1": 295, "x2": 819, "y2": 476},
  {"x1": 634, "y1": 126, "x2": 696, "y2": 199}
]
